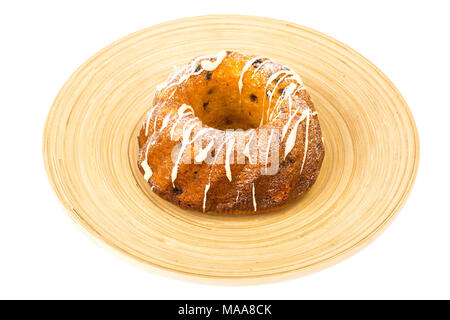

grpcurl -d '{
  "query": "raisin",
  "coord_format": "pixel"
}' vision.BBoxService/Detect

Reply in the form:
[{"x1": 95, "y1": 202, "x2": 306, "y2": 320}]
[
  {"x1": 250, "y1": 94, "x2": 258, "y2": 102},
  {"x1": 203, "y1": 102, "x2": 209, "y2": 110},
  {"x1": 205, "y1": 72, "x2": 212, "y2": 80},
  {"x1": 278, "y1": 88, "x2": 285, "y2": 95},
  {"x1": 279, "y1": 161, "x2": 286, "y2": 168},
  {"x1": 207, "y1": 88, "x2": 214, "y2": 94},
  {"x1": 287, "y1": 157, "x2": 295, "y2": 163},
  {"x1": 194, "y1": 64, "x2": 201, "y2": 72},
  {"x1": 252, "y1": 59, "x2": 263, "y2": 68},
  {"x1": 226, "y1": 119, "x2": 232, "y2": 125},
  {"x1": 173, "y1": 187, "x2": 183, "y2": 195}
]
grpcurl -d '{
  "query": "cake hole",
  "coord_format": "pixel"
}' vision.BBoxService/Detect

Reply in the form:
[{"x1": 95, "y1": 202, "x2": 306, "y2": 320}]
[{"x1": 186, "y1": 71, "x2": 266, "y2": 130}]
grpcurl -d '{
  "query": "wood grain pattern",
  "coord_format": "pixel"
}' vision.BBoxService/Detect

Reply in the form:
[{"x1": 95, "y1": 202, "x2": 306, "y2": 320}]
[{"x1": 43, "y1": 15, "x2": 419, "y2": 284}]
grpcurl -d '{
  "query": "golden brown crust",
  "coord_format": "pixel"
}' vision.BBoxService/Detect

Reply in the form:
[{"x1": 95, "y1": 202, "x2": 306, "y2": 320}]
[{"x1": 138, "y1": 51, "x2": 324, "y2": 214}]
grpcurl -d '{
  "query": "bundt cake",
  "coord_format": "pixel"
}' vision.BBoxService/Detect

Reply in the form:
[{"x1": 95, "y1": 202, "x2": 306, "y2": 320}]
[{"x1": 138, "y1": 50, "x2": 324, "y2": 214}]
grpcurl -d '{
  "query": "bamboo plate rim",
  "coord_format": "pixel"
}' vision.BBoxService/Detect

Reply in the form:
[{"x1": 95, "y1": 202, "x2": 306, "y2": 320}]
[{"x1": 43, "y1": 15, "x2": 419, "y2": 285}]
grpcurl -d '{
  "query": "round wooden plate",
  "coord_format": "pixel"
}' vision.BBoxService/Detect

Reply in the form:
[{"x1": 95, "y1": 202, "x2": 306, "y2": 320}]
[{"x1": 43, "y1": 15, "x2": 419, "y2": 284}]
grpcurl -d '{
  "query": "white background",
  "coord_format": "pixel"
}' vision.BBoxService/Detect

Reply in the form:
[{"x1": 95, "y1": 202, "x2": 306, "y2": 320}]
[{"x1": 1, "y1": 0, "x2": 449, "y2": 299}]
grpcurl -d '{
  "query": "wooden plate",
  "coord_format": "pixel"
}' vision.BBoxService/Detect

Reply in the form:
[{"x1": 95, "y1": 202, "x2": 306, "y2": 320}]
[{"x1": 43, "y1": 15, "x2": 419, "y2": 284}]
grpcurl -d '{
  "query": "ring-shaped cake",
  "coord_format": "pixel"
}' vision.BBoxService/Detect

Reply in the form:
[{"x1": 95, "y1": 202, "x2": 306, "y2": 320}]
[{"x1": 138, "y1": 50, "x2": 324, "y2": 214}]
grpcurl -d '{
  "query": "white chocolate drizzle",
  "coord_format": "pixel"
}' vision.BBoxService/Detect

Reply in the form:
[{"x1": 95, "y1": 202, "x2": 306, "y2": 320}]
[
  {"x1": 203, "y1": 183, "x2": 210, "y2": 212},
  {"x1": 157, "y1": 51, "x2": 229, "y2": 103},
  {"x1": 260, "y1": 71, "x2": 289, "y2": 125},
  {"x1": 201, "y1": 135, "x2": 232, "y2": 212},
  {"x1": 201, "y1": 50, "x2": 228, "y2": 71},
  {"x1": 171, "y1": 120, "x2": 198, "y2": 186},
  {"x1": 266, "y1": 73, "x2": 294, "y2": 121},
  {"x1": 141, "y1": 160, "x2": 152, "y2": 181},
  {"x1": 170, "y1": 104, "x2": 194, "y2": 140},
  {"x1": 238, "y1": 56, "x2": 265, "y2": 95},
  {"x1": 141, "y1": 141, "x2": 153, "y2": 181},
  {"x1": 195, "y1": 139, "x2": 214, "y2": 163},
  {"x1": 253, "y1": 60, "x2": 270, "y2": 73},
  {"x1": 284, "y1": 110, "x2": 307, "y2": 159},
  {"x1": 281, "y1": 105, "x2": 302, "y2": 141},
  {"x1": 252, "y1": 183, "x2": 257, "y2": 212},
  {"x1": 299, "y1": 110, "x2": 312, "y2": 175},
  {"x1": 225, "y1": 136, "x2": 235, "y2": 182},
  {"x1": 145, "y1": 106, "x2": 157, "y2": 136},
  {"x1": 265, "y1": 129, "x2": 275, "y2": 173},
  {"x1": 269, "y1": 83, "x2": 299, "y2": 121},
  {"x1": 159, "y1": 111, "x2": 172, "y2": 132},
  {"x1": 168, "y1": 104, "x2": 217, "y2": 188},
  {"x1": 259, "y1": 65, "x2": 304, "y2": 125}
]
